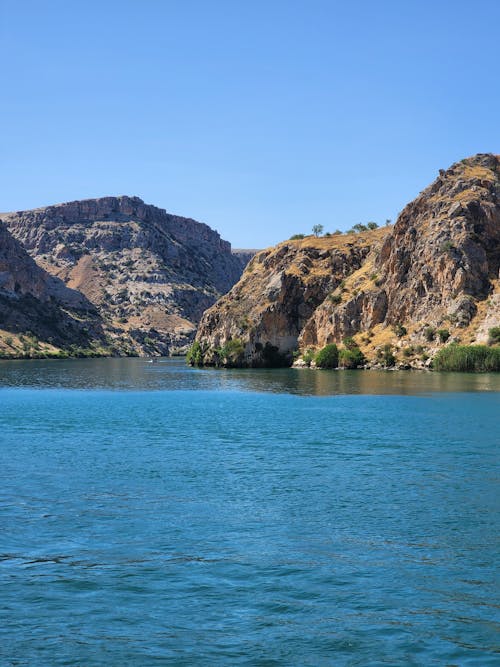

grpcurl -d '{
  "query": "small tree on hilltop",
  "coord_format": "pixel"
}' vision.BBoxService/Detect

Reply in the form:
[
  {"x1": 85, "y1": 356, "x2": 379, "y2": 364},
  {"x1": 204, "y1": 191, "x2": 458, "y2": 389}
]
[
  {"x1": 353, "y1": 223, "x2": 368, "y2": 233},
  {"x1": 312, "y1": 224, "x2": 324, "y2": 237}
]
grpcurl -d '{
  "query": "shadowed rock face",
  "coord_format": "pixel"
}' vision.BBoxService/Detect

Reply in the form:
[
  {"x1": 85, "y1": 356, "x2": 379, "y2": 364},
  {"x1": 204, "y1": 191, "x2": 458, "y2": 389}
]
[
  {"x1": 195, "y1": 154, "x2": 500, "y2": 367},
  {"x1": 0, "y1": 222, "x2": 106, "y2": 349},
  {"x1": 3, "y1": 196, "x2": 250, "y2": 355}
]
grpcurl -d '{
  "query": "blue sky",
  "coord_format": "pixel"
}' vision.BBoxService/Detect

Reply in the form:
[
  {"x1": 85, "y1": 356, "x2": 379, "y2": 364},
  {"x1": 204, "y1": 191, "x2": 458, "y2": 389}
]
[{"x1": 1, "y1": 1, "x2": 499, "y2": 248}]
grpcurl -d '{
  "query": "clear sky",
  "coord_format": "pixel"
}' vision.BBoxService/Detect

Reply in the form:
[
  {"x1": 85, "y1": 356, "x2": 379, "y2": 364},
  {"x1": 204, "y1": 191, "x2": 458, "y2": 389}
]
[{"x1": 1, "y1": 1, "x2": 499, "y2": 248}]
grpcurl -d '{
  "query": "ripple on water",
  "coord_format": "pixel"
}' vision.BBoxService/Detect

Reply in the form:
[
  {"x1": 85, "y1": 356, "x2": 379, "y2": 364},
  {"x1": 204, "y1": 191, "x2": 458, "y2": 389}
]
[{"x1": 0, "y1": 360, "x2": 499, "y2": 665}]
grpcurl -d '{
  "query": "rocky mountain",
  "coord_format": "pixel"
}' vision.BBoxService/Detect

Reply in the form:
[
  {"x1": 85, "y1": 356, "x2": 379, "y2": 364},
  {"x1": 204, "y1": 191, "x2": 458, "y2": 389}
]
[
  {"x1": 1, "y1": 196, "x2": 250, "y2": 356},
  {"x1": 194, "y1": 153, "x2": 500, "y2": 368},
  {"x1": 0, "y1": 221, "x2": 107, "y2": 356}
]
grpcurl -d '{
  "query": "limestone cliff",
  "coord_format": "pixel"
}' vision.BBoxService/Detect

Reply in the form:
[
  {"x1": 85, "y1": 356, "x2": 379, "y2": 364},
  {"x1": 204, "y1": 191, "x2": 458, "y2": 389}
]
[
  {"x1": 0, "y1": 222, "x2": 107, "y2": 356},
  {"x1": 2, "y1": 196, "x2": 249, "y2": 355},
  {"x1": 194, "y1": 154, "x2": 500, "y2": 367},
  {"x1": 195, "y1": 229, "x2": 387, "y2": 366}
]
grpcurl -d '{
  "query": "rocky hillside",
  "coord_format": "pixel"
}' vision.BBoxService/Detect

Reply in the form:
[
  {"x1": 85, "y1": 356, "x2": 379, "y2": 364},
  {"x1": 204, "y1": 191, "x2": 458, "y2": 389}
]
[
  {"x1": 195, "y1": 229, "x2": 387, "y2": 366},
  {"x1": 0, "y1": 222, "x2": 108, "y2": 357},
  {"x1": 194, "y1": 153, "x2": 500, "y2": 368},
  {"x1": 2, "y1": 196, "x2": 249, "y2": 356}
]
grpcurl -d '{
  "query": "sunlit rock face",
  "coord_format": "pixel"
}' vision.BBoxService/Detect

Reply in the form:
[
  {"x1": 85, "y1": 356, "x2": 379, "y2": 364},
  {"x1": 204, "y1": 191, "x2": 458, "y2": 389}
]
[
  {"x1": 3, "y1": 196, "x2": 251, "y2": 355},
  {"x1": 195, "y1": 154, "x2": 500, "y2": 367}
]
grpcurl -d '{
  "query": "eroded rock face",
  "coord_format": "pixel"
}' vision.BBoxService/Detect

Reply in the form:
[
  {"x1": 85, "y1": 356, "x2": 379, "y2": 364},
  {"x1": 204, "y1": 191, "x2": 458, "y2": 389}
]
[
  {"x1": 0, "y1": 222, "x2": 105, "y2": 349},
  {"x1": 3, "y1": 196, "x2": 250, "y2": 355},
  {"x1": 195, "y1": 154, "x2": 500, "y2": 366},
  {"x1": 378, "y1": 153, "x2": 500, "y2": 326},
  {"x1": 195, "y1": 232, "x2": 383, "y2": 366},
  {"x1": 300, "y1": 288, "x2": 388, "y2": 349}
]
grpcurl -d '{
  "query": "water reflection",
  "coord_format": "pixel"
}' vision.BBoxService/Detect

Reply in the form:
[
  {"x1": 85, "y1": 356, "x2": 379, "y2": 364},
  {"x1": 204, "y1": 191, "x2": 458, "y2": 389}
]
[{"x1": 0, "y1": 357, "x2": 499, "y2": 394}]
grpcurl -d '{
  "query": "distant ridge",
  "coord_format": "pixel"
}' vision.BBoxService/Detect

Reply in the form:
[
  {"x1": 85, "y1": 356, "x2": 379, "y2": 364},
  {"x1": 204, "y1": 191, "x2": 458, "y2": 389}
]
[{"x1": 0, "y1": 196, "x2": 250, "y2": 357}]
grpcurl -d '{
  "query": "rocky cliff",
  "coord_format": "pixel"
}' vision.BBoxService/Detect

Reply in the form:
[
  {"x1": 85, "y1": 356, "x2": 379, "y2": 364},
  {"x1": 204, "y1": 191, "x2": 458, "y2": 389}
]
[
  {"x1": 0, "y1": 222, "x2": 107, "y2": 356},
  {"x1": 2, "y1": 196, "x2": 249, "y2": 356},
  {"x1": 194, "y1": 154, "x2": 500, "y2": 367}
]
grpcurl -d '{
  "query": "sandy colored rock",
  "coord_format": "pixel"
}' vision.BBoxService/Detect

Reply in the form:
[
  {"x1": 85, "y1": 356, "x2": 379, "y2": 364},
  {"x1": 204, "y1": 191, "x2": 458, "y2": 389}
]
[
  {"x1": 3, "y1": 196, "x2": 252, "y2": 355},
  {"x1": 195, "y1": 154, "x2": 500, "y2": 367}
]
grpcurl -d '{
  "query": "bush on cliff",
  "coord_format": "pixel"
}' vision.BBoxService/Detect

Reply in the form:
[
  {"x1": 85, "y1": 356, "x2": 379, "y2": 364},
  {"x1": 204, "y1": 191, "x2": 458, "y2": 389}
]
[
  {"x1": 432, "y1": 344, "x2": 500, "y2": 372},
  {"x1": 219, "y1": 338, "x2": 245, "y2": 367},
  {"x1": 342, "y1": 336, "x2": 358, "y2": 350},
  {"x1": 424, "y1": 326, "x2": 435, "y2": 342},
  {"x1": 377, "y1": 344, "x2": 396, "y2": 367},
  {"x1": 436, "y1": 328, "x2": 450, "y2": 343},
  {"x1": 488, "y1": 327, "x2": 500, "y2": 345},
  {"x1": 315, "y1": 344, "x2": 339, "y2": 369}
]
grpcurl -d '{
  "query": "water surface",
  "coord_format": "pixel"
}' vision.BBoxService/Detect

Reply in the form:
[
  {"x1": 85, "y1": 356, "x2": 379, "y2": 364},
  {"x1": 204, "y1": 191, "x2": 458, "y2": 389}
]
[{"x1": 1, "y1": 359, "x2": 499, "y2": 665}]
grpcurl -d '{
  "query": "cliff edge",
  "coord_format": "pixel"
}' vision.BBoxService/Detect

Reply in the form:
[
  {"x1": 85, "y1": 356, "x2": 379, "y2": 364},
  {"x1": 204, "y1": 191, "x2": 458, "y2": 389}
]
[{"x1": 194, "y1": 154, "x2": 500, "y2": 368}]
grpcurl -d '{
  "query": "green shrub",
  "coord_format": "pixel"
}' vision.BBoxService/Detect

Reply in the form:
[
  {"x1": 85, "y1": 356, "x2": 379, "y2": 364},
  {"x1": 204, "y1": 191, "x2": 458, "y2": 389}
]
[
  {"x1": 342, "y1": 336, "x2": 357, "y2": 350},
  {"x1": 437, "y1": 328, "x2": 450, "y2": 343},
  {"x1": 328, "y1": 293, "x2": 342, "y2": 305},
  {"x1": 315, "y1": 344, "x2": 339, "y2": 369},
  {"x1": 219, "y1": 338, "x2": 245, "y2": 367},
  {"x1": 367, "y1": 222, "x2": 379, "y2": 230},
  {"x1": 424, "y1": 326, "x2": 436, "y2": 342},
  {"x1": 339, "y1": 347, "x2": 366, "y2": 369},
  {"x1": 302, "y1": 349, "x2": 315, "y2": 367},
  {"x1": 433, "y1": 345, "x2": 500, "y2": 372},
  {"x1": 377, "y1": 343, "x2": 396, "y2": 367},
  {"x1": 440, "y1": 241, "x2": 455, "y2": 253},
  {"x1": 488, "y1": 327, "x2": 500, "y2": 345},
  {"x1": 393, "y1": 323, "x2": 407, "y2": 338},
  {"x1": 186, "y1": 341, "x2": 204, "y2": 366},
  {"x1": 290, "y1": 234, "x2": 305, "y2": 240}
]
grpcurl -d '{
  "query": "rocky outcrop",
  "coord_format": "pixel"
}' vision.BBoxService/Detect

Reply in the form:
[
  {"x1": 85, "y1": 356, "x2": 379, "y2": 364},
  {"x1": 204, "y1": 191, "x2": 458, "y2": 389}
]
[
  {"x1": 378, "y1": 153, "x2": 500, "y2": 324},
  {"x1": 0, "y1": 222, "x2": 106, "y2": 353},
  {"x1": 2, "y1": 196, "x2": 249, "y2": 355},
  {"x1": 194, "y1": 154, "x2": 500, "y2": 367},
  {"x1": 195, "y1": 230, "x2": 387, "y2": 366}
]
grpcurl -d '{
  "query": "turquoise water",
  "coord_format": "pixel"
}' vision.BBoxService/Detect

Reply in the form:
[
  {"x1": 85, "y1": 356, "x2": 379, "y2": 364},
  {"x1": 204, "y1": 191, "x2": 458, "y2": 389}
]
[{"x1": 1, "y1": 359, "x2": 499, "y2": 665}]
